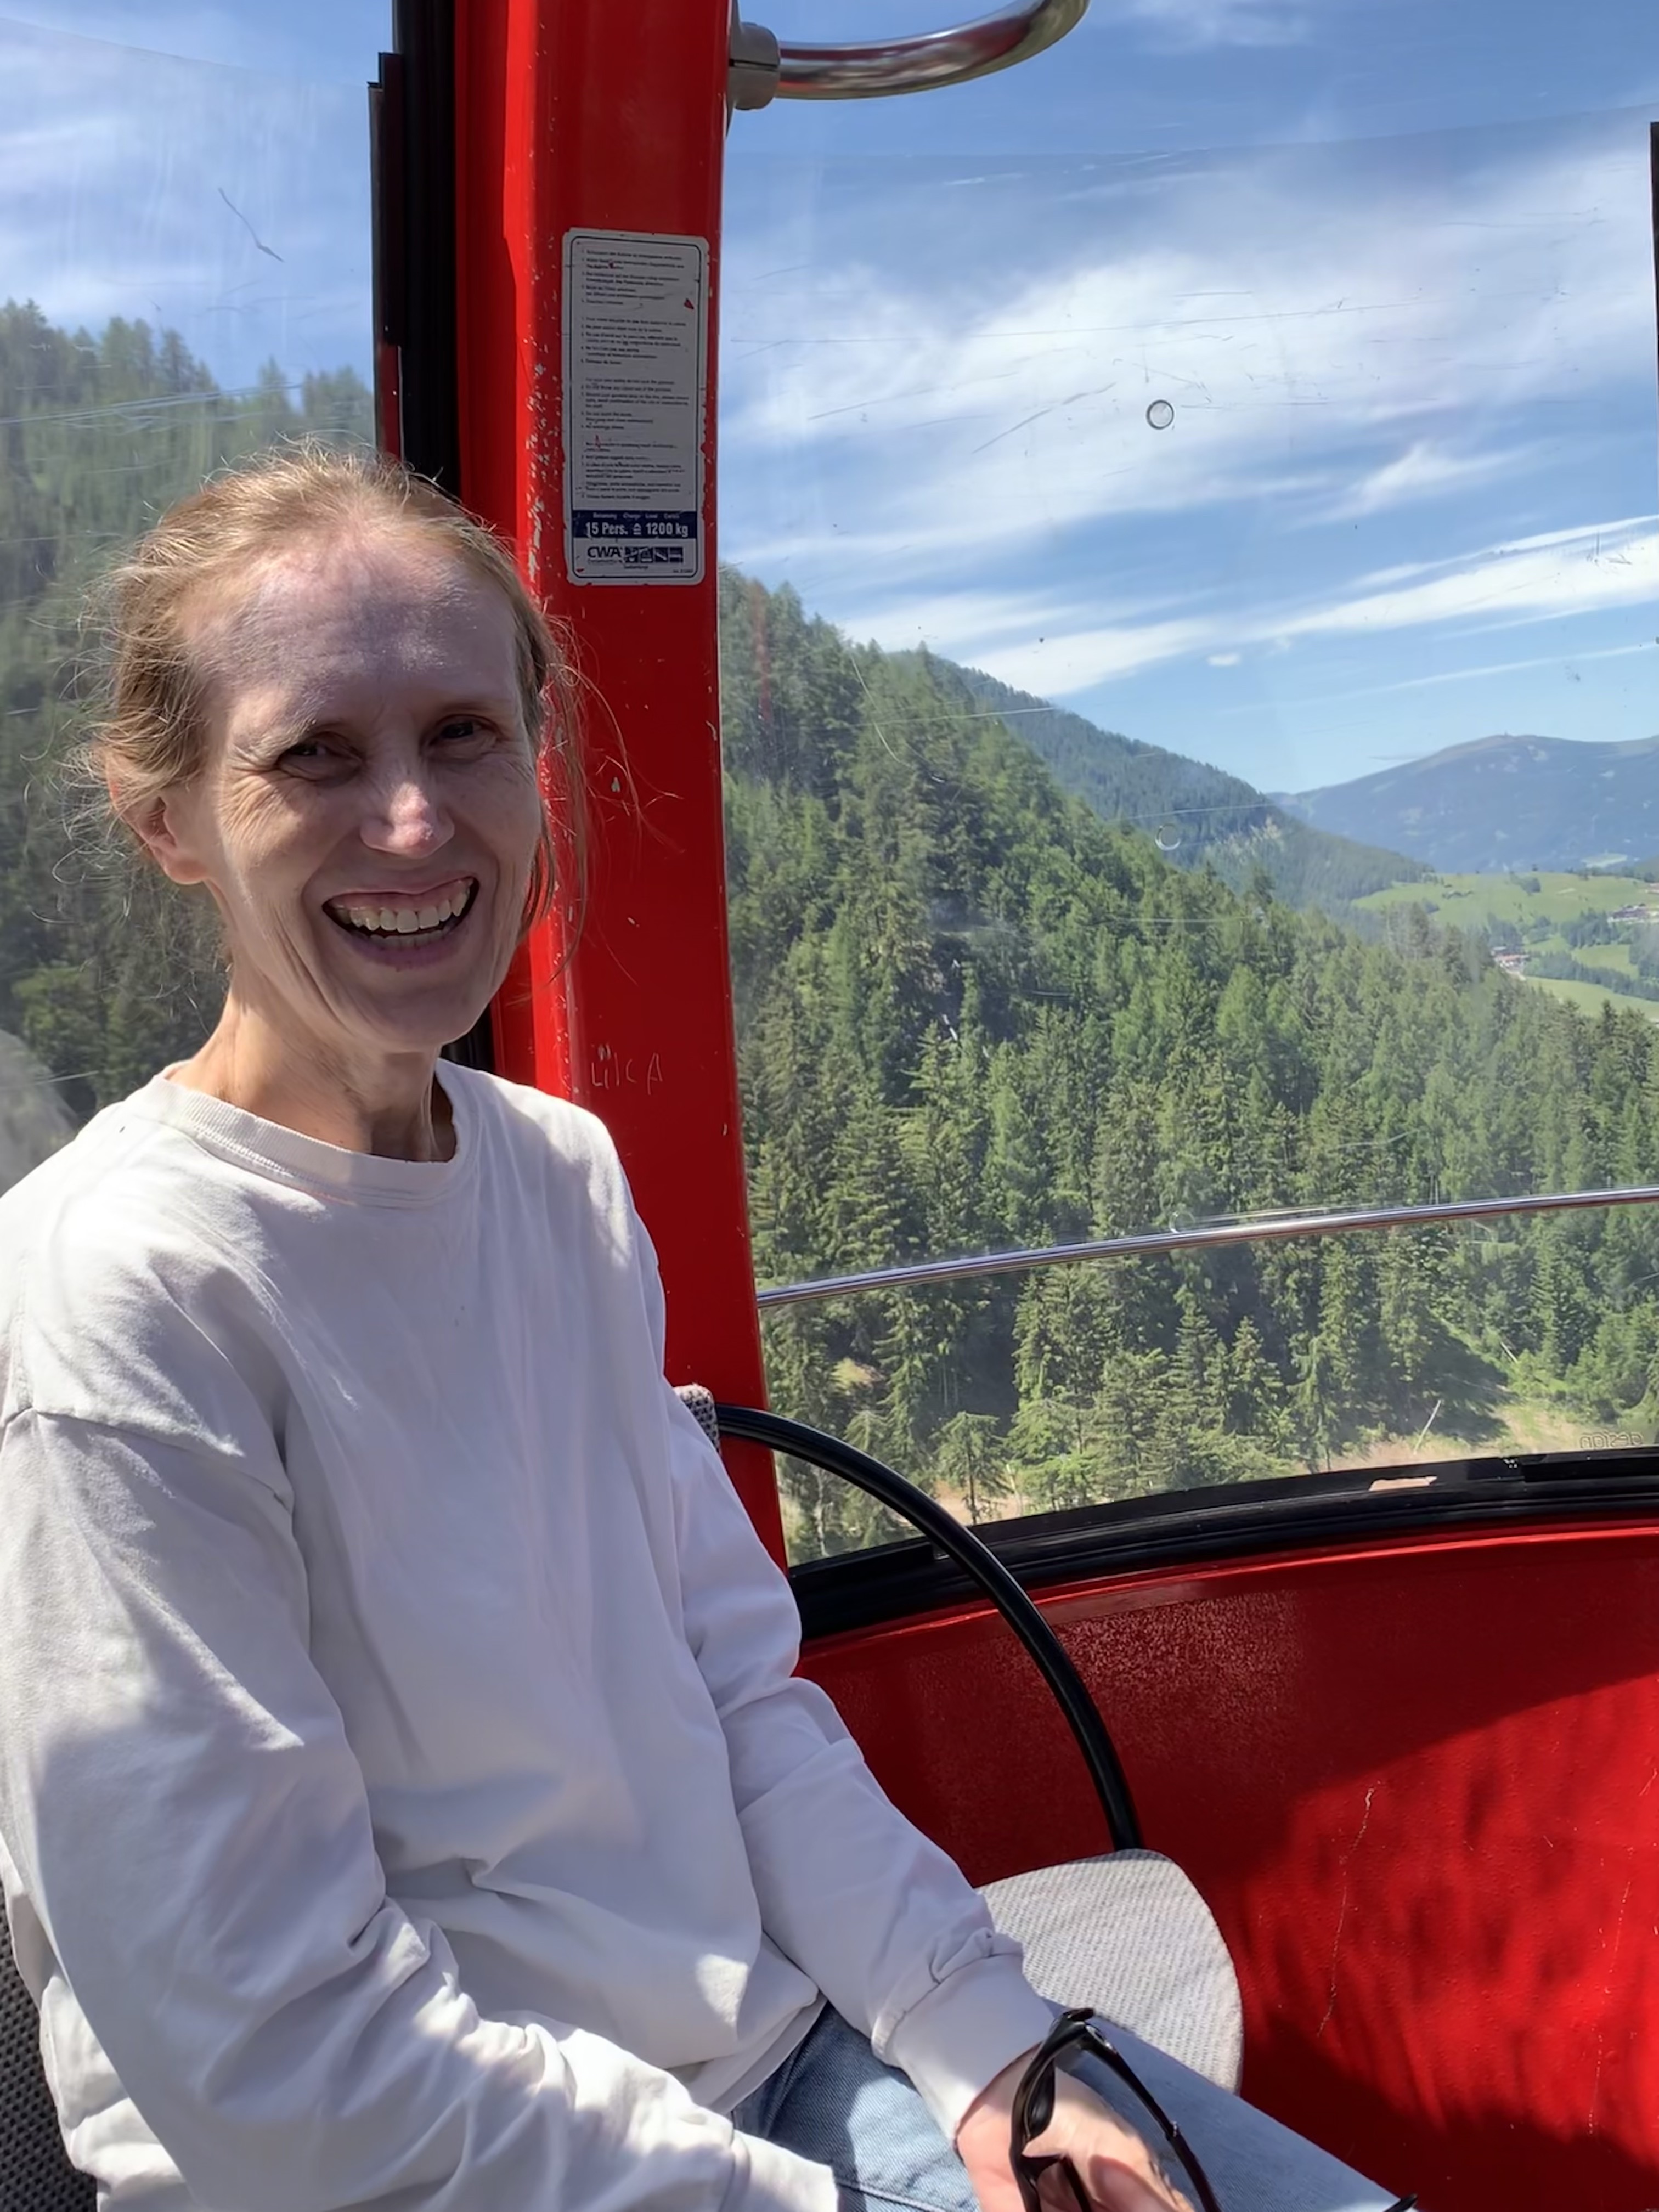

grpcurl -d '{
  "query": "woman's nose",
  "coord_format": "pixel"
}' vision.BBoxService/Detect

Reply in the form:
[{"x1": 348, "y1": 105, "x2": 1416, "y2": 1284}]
[{"x1": 364, "y1": 770, "x2": 453, "y2": 855}]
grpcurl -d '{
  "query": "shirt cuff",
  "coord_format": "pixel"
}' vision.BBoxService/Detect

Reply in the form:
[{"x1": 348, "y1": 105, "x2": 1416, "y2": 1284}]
[
  {"x1": 882, "y1": 1955, "x2": 1055, "y2": 2145},
  {"x1": 727, "y1": 2124, "x2": 842, "y2": 2212}
]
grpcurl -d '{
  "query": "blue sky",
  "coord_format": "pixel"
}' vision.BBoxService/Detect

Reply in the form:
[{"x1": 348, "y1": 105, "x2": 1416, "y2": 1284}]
[
  {"x1": 2, "y1": 1, "x2": 1655, "y2": 794},
  {"x1": 724, "y1": 0, "x2": 1659, "y2": 792}
]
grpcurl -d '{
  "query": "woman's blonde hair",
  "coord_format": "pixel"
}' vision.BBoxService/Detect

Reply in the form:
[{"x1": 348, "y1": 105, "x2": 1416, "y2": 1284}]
[{"x1": 88, "y1": 443, "x2": 576, "y2": 928}]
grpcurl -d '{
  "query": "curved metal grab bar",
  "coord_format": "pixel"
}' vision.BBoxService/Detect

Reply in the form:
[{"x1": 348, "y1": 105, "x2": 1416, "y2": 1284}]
[
  {"x1": 780, "y1": 0, "x2": 1087, "y2": 97},
  {"x1": 757, "y1": 1182, "x2": 1659, "y2": 1309},
  {"x1": 713, "y1": 1401, "x2": 1142, "y2": 1851},
  {"x1": 732, "y1": 0, "x2": 1087, "y2": 108}
]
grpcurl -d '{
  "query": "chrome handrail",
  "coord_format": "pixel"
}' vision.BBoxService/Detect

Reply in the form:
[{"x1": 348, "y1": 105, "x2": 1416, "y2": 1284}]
[
  {"x1": 755, "y1": 1183, "x2": 1659, "y2": 1308},
  {"x1": 731, "y1": 0, "x2": 1088, "y2": 109}
]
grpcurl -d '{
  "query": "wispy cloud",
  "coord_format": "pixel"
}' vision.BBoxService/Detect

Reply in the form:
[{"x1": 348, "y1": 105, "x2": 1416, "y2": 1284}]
[
  {"x1": 939, "y1": 516, "x2": 1659, "y2": 697},
  {"x1": 0, "y1": 1, "x2": 382, "y2": 84},
  {"x1": 724, "y1": 122, "x2": 1648, "y2": 586},
  {"x1": 1324, "y1": 439, "x2": 1534, "y2": 520},
  {"x1": 1284, "y1": 636, "x2": 1657, "y2": 710},
  {"x1": 1279, "y1": 515, "x2": 1658, "y2": 641},
  {"x1": 1100, "y1": 0, "x2": 1319, "y2": 48},
  {"x1": 0, "y1": 17, "x2": 370, "y2": 383}
]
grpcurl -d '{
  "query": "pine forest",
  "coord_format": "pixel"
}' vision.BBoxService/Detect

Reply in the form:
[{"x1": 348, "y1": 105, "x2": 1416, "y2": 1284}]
[{"x1": 5, "y1": 303, "x2": 1659, "y2": 1562}]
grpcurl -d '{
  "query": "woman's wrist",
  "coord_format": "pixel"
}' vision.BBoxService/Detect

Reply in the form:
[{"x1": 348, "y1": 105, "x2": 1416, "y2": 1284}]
[{"x1": 953, "y1": 2043, "x2": 1040, "y2": 2149}]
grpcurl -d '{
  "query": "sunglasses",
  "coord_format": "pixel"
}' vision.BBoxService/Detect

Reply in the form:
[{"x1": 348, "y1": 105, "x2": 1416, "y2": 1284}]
[{"x1": 1009, "y1": 2008, "x2": 1419, "y2": 2212}]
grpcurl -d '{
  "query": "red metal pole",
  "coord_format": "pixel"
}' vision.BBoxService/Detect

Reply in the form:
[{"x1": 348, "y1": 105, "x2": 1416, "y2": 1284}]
[{"x1": 452, "y1": 0, "x2": 784, "y2": 1558}]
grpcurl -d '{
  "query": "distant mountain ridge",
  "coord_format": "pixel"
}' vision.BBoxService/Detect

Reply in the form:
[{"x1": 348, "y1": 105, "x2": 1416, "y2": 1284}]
[
  {"x1": 1283, "y1": 733, "x2": 1659, "y2": 874},
  {"x1": 933, "y1": 661, "x2": 1429, "y2": 910}
]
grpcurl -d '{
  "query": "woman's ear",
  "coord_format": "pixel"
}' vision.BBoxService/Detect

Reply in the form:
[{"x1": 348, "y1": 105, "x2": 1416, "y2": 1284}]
[{"x1": 112, "y1": 780, "x2": 211, "y2": 888}]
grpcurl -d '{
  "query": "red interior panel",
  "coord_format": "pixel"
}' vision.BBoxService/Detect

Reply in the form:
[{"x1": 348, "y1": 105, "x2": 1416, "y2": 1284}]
[{"x1": 800, "y1": 1518, "x2": 1659, "y2": 2212}]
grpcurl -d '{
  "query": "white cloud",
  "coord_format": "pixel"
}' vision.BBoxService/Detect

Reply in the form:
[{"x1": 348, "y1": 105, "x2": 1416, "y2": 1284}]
[
  {"x1": 1284, "y1": 636, "x2": 1658, "y2": 709},
  {"x1": 833, "y1": 514, "x2": 1659, "y2": 698},
  {"x1": 0, "y1": 18, "x2": 371, "y2": 383},
  {"x1": 970, "y1": 614, "x2": 1220, "y2": 691},
  {"x1": 828, "y1": 579, "x2": 1198, "y2": 657},
  {"x1": 0, "y1": 2, "x2": 384, "y2": 84},
  {"x1": 1275, "y1": 516, "x2": 1659, "y2": 642},
  {"x1": 1325, "y1": 439, "x2": 1533, "y2": 520},
  {"x1": 722, "y1": 121, "x2": 1651, "y2": 584},
  {"x1": 1099, "y1": 0, "x2": 1317, "y2": 47}
]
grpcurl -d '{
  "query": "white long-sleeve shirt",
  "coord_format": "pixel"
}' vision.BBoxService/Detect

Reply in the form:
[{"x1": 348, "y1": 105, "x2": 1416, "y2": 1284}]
[{"x1": 0, "y1": 1067, "x2": 1051, "y2": 2212}]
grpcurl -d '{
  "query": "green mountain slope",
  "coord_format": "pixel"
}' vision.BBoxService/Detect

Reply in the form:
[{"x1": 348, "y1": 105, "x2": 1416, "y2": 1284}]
[
  {"x1": 944, "y1": 661, "x2": 1427, "y2": 910},
  {"x1": 1284, "y1": 732, "x2": 1659, "y2": 872},
  {"x1": 720, "y1": 569, "x2": 1659, "y2": 1550}
]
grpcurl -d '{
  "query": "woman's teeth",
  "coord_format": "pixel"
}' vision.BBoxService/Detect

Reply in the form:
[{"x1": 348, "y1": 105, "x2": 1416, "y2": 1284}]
[{"x1": 331, "y1": 885, "x2": 475, "y2": 939}]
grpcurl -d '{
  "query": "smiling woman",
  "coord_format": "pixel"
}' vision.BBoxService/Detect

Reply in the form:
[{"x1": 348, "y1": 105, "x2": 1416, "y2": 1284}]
[
  {"x1": 0, "y1": 440, "x2": 1414, "y2": 2212},
  {"x1": 87, "y1": 448, "x2": 571, "y2": 1158}
]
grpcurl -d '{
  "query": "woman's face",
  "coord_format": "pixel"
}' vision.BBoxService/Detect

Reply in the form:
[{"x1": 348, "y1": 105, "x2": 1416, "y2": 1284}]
[{"x1": 149, "y1": 524, "x2": 543, "y2": 1070}]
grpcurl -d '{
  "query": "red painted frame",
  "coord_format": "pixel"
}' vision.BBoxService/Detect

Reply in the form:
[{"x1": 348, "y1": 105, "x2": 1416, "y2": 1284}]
[{"x1": 450, "y1": 0, "x2": 782, "y2": 1554}]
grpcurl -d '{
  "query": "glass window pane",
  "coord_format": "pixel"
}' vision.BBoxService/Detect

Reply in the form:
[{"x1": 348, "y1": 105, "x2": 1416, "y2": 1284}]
[
  {"x1": 721, "y1": 4, "x2": 1659, "y2": 1558},
  {"x1": 0, "y1": 7, "x2": 384, "y2": 1177},
  {"x1": 763, "y1": 1200, "x2": 1659, "y2": 1565}
]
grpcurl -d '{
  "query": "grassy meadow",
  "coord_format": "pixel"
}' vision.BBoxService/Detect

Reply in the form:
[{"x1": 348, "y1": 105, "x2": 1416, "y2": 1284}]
[{"x1": 1355, "y1": 870, "x2": 1659, "y2": 1023}]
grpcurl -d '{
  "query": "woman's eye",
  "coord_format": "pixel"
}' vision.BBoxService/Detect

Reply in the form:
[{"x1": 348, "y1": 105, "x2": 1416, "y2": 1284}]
[
  {"x1": 278, "y1": 738, "x2": 350, "y2": 776},
  {"x1": 435, "y1": 718, "x2": 489, "y2": 748}
]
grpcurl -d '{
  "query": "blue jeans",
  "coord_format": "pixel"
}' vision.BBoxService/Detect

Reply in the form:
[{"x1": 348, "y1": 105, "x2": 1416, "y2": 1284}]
[{"x1": 733, "y1": 2006, "x2": 1411, "y2": 2212}]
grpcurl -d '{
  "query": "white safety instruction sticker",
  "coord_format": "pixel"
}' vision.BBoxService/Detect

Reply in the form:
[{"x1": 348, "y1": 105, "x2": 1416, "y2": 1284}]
[{"x1": 563, "y1": 229, "x2": 708, "y2": 585}]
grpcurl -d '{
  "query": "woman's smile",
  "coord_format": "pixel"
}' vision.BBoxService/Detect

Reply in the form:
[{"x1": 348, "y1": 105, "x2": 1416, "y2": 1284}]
[{"x1": 323, "y1": 875, "x2": 480, "y2": 954}]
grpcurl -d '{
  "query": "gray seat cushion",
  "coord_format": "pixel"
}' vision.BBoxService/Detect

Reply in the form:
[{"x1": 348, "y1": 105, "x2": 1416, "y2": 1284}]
[{"x1": 980, "y1": 1851, "x2": 1243, "y2": 2092}]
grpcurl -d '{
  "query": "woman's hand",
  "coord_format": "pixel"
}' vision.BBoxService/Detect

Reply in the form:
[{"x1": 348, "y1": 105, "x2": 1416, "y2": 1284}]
[{"x1": 956, "y1": 2046, "x2": 1195, "y2": 2212}]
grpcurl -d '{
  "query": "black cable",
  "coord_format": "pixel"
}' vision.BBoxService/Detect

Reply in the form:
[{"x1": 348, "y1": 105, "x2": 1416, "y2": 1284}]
[{"x1": 712, "y1": 1404, "x2": 1143, "y2": 1853}]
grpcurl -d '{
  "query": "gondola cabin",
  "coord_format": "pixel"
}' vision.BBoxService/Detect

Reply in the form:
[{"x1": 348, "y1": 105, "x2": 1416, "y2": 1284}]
[{"x1": 1, "y1": 3, "x2": 1657, "y2": 2207}]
